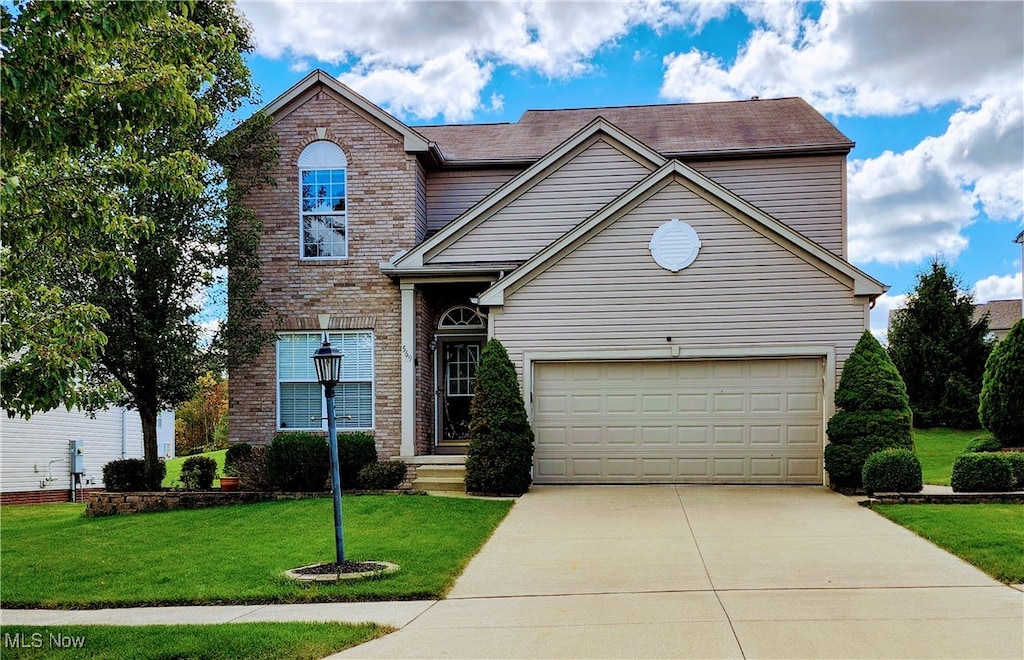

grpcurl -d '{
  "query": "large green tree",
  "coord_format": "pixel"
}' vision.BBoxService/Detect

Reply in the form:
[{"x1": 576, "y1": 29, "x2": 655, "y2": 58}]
[
  {"x1": 2, "y1": 1, "x2": 277, "y2": 488},
  {"x1": 887, "y1": 259, "x2": 992, "y2": 429}
]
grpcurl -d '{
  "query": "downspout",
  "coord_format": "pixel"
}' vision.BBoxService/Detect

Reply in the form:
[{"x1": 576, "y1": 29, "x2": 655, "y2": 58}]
[{"x1": 121, "y1": 408, "x2": 128, "y2": 458}]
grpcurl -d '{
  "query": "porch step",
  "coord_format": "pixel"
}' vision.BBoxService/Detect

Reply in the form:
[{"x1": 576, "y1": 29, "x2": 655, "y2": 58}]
[{"x1": 411, "y1": 464, "x2": 466, "y2": 493}]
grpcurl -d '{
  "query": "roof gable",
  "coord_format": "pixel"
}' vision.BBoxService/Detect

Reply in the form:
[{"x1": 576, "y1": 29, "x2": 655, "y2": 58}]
[
  {"x1": 476, "y1": 160, "x2": 886, "y2": 305},
  {"x1": 265, "y1": 70, "x2": 431, "y2": 153},
  {"x1": 387, "y1": 118, "x2": 666, "y2": 271}
]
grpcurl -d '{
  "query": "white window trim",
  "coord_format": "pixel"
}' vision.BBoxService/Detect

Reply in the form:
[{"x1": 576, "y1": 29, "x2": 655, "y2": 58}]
[
  {"x1": 298, "y1": 141, "x2": 349, "y2": 261},
  {"x1": 275, "y1": 331, "x2": 375, "y2": 432}
]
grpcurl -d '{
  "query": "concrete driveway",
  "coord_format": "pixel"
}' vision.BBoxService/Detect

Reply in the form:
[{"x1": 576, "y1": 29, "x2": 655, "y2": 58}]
[{"x1": 338, "y1": 486, "x2": 1023, "y2": 659}]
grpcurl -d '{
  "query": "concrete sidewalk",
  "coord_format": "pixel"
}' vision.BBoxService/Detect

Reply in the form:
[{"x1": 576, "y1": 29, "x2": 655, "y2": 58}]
[{"x1": 335, "y1": 486, "x2": 1023, "y2": 659}]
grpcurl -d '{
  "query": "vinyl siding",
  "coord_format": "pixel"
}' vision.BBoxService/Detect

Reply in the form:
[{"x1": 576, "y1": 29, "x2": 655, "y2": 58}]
[
  {"x1": 688, "y1": 155, "x2": 845, "y2": 258},
  {"x1": 427, "y1": 138, "x2": 655, "y2": 264},
  {"x1": 415, "y1": 160, "x2": 428, "y2": 242},
  {"x1": 494, "y1": 178, "x2": 867, "y2": 374},
  {"x1": 0, "y1": 409, "x2": 175, "y2": 495},
  {"x1": 425, "y1": 167, "x2": 521, "y2": 235}
]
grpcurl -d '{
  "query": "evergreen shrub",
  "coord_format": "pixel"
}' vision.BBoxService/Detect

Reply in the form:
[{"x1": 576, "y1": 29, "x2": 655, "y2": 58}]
[
  {"x1": 223, "y1": 442, "x2": 253, "y2": 477},
  {"x1": 964, "y1": 437, "x2": 1002, "y2": 453},
  {"x1": 465, "y1": 339, "x2": 534, "y2": 495},
  {"x1": 267, "y1": 432, "x2": 329, "y2": 491},
  {"x1": 1003, "y1": 453, "x2": 1024, "y2": 489},
  {"x1": 979, "y1": 319, "x2": 1024, "y2": 447},
  {"x1": 861, "y1": 449, "x2": 923, "y2": 494},
  {"x1": 950, "y1": 453, "x2": 1015, "y2": 492},
  {"x1": 824, "y1": 331, "x2": 915, "y2": 489},
  {"x1": 336, "y1": 432, "x2": 377, "y2": 490},
  {"x1": 180, "y1": 455, "x2": 218, "y2": 489},
  {"x1": 103, "y1": 458, "x2": 162, "y2": 492},
  {"x1": 357, "y1": 460, "x2": 407, "y2": 490},
  {"x1": 236, "y1": 445, "x2": 271, "y2": 491}
]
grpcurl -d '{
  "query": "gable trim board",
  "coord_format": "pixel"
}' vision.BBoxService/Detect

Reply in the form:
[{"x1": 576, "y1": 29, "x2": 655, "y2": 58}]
[
  {"x1": 476, "y1": 160, "x2": 886, "y2": 306},
  {"x1": 387, "y1": 118, "x2": 666, "y2": 272}
]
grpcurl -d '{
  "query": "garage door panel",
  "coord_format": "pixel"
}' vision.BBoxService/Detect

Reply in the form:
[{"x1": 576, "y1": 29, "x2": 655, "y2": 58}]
[{"x1": 533, "y1": 357, "x2": 824, "y2": 484}]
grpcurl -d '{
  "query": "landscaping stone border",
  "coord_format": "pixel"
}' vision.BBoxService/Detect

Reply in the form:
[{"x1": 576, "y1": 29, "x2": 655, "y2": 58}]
[
  {"x1": 860, "y1": 492, "x2": 1024, "y2": 505},
  {"x1": 85, "y1": 491, "x2": 328, "y2": 517}
]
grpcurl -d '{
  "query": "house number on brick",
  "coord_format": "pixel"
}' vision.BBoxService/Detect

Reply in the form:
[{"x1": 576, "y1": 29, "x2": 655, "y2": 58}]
[{"x1": 650, "y1": 219, "x2": 701, "y2": 272}]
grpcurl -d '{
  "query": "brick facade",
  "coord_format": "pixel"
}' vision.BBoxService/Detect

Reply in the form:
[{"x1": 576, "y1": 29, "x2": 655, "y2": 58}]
[{"x1": 229, "y1": 86, "x2": 421, "y2": 459}]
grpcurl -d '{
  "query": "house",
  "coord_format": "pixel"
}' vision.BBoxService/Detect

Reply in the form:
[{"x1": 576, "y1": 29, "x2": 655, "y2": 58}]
[
  {"x1": 229, "y1": 70, "x2": 886, "y2": 486},
  {"x1": 0, "y1": 408, "x2": 175, "y2": 504},
  {"x1": 974, "y1": 299, "x2": 1024, "y2": 341}
]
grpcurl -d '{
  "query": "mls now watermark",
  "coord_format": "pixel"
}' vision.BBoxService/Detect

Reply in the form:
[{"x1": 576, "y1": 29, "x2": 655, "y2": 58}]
[{"x1": 4, "y1": 630, "x2": 87, "y2": 649}]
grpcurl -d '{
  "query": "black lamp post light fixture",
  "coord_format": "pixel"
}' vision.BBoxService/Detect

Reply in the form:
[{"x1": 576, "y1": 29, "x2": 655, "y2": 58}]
[{"x1": 284, "y1": 332, "x2": 399, "y2": 582}]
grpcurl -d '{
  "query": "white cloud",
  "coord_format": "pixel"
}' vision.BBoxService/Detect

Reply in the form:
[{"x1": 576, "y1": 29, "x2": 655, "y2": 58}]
[
  {"x1": 661, "y1": 1, "x2": 1024, "y2": 116},
  {"x1": 974, "y1": 273, "x2": 1023, "y2": 303},
  {"x1": 869, "y1": 292, "x2": 907, "y2": 344},
  {"x1": 848, "y1": 90, "x2": 1024, "y2": 264}
]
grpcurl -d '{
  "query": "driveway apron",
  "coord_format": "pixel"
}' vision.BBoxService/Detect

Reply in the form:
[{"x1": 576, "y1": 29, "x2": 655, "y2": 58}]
[{"x1": 337, "y1": 486, "x2": 1023, "y2": 659}]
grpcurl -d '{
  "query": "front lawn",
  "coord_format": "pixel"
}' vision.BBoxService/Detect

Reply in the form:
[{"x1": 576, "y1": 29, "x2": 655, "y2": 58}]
[
  {"x1": 0, "y1": 623, "x2": 385, "y2": 660},
  {"x1": 0, "y1": 496, "x2": 512, "y2": 608},
  {"x1": 913, "y1": 427, "x2": 992, "y2": 486},
  {"x1": 873, "y1": 504, "x2": 1024, "y2": 583}
]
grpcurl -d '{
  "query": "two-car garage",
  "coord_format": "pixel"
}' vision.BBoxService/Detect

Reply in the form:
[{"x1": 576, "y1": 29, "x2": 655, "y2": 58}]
[{"x1": 532, "y1": 357, "x2": 826, "y2": 485}]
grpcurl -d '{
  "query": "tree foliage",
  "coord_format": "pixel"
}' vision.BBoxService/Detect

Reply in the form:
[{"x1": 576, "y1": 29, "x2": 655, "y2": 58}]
[
  {"x1": 175, "y1": 374, "x2": 229, "y2": 456},
  {"x1": 887, "y1": 259, "x2": 993, "y2": 429},
  {"x1": 1, "y1": 1, "x2": 278, "y2": 489},
  {"x1": 824, "y1": 331, "x2": 915, "y2": 488},
  {"x1": 979, "y1": 319, "x2": 1024, "y2": 446},
  {"x1": 465, "y1": 339, "x2": 534, "y2": 495}
]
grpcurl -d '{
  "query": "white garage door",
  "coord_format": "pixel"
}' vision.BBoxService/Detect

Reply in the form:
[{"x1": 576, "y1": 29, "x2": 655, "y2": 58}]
[{"x1": 533, "y1": 358, "x2": 824, "y2": 484}]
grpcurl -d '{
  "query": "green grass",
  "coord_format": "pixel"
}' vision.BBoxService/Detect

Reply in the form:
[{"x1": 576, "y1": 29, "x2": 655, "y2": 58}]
[
  {"x1": 0, "y1": 623, "x2": 386, "y2": 659},
  {"x1": 873, "y1": 504, "x2": 1024, "y2": 583},
  {"x1": 914, "y1": 427, "x2": 992, "y2": 486},
  {"x1": 162, "y1": 450, "x2": 227, "y2": 488},
  {"x1": 0, "y1": 496, "x2": 512, "y2": 608}
]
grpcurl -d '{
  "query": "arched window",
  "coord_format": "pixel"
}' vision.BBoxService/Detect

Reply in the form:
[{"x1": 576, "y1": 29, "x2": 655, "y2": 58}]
[
  {"x1": 438, "y1": 306, "x2": 486, "y2": 331},
  {"x1": 298, "y1": 141, "x2": 348, "y2": 259}
]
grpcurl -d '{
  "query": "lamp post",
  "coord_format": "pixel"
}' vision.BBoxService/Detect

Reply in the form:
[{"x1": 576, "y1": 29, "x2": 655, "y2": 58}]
[{"x1": 313, "y1": 333, "x2": 345, "y2": 565}]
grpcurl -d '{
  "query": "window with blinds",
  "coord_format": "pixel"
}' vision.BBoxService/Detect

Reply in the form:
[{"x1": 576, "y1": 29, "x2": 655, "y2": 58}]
[{"x1": 276, "y1": 332, "x2": 374, "y2": 430}]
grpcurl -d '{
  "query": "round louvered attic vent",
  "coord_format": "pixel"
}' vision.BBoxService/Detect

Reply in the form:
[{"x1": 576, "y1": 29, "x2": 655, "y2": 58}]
[{"x1": 649, "y1": 219, "x2": 701, "y2": 272}]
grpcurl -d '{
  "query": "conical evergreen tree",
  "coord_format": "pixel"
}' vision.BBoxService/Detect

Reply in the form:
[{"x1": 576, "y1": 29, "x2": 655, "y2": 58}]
[
  {"x1": 824, "y1": 331, "x2": 915, "y2": 488},
  {"x1": 465, "y1": 339, "x2": 535, "y2": 494},
  {"x1": 979, "y1": 319, "x2": 1024, "y2": 447}
]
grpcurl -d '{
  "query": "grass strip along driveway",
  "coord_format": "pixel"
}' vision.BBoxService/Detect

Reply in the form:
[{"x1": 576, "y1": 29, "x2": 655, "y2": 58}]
[
  {"x1": 873, "y1": 504, "x2": 1024, "y2": 583},
  {"x1": 1, "y1": 496, "x2": 512, "y2": 608},
  {"x1": 0, "y1": 623, "x2": 385, "y2": 660}
]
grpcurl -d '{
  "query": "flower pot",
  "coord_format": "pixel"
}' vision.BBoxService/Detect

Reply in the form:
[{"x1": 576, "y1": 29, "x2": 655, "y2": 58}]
[{"x1": 219, "y1": 476, "x2": 240, "y2": 492}]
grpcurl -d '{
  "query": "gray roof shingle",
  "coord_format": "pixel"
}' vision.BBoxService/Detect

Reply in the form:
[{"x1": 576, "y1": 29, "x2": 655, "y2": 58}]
[{"x1": 416, "y1": 97, "x2": 852, "y2": 163}]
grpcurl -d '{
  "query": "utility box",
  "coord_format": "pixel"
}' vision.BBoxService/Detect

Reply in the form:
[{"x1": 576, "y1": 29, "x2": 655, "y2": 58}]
[{"x1": 69, "y1": 439, "x2": 85, "y2": 474}]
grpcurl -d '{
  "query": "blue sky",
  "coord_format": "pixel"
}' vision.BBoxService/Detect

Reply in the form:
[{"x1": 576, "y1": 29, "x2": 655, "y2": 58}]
[{"x1": 234, "y1": 1, "x2": 1023, "y2": 338}]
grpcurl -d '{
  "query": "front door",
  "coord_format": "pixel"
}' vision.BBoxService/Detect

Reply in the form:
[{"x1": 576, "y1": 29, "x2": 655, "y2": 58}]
[{"x1": 437, "y1": 337, "x2": 483, "y2": 448}]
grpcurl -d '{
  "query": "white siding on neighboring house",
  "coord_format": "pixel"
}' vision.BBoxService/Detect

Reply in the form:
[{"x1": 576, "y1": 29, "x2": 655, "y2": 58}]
[
  {"x1": 689, "y1": 155, "x2": 846, "y2": 258},
  {"x1": 0, "y1": 408, "x2": 175, "y2": 496},
  {"x1": 494, "y1": 178, "x2": 867, "y2": 374},
  {"x1": 427, "y1": 139, "x2": 655, "y2": 264},
  {"x1": 425, "y1": 167, "x2": 522, "y2": 235}
]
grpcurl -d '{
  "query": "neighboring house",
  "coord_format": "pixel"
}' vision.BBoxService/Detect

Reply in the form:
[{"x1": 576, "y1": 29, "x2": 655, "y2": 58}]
[
  {"x1": 974, "y1": 299, "x2": 1024, "y2": 341},
  {"x1": 0, "y1": 408, "x2": 175, "y2": 504},
  {"x1": 229, "y1": 70, "x2": 886, "y2": 486}
]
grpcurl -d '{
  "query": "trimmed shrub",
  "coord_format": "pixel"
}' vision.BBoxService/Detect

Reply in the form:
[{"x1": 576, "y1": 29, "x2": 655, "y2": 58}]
[
  {"x1": 466, "y1": 339, "x2": 535, "y2": 495},
  {"x1": 861, "y1": 449, "x2": 923, "y2": 494},
  {"x1": 336, "y1": 432, "x2": 378, "y2": 490},
  {"x1": 979, "y1": 319, "x2": 1024, "y2": 447},
  {"x1": 236, "y1": 445, "x2": 272, "y2": 491},
  {"x1": 1004, "y1": 452, "x2": 1024, "y2": 489},
  {"x1": 357, "y1": 460, "x2": 407, "y2": 490},
  {"x1": 950, "y1": 453, "x2": 1015, "y2": 492},
  {"x1": 267, "y1": 432, "x2": 329, "y2": 491},
  {"x1": 223, "y1": 443, "x2": 253, "y2": 477},
  {"x1": 824, "y1": 331, "x2": 915, "y2": 489},
  {"x1": 102, "y1": 459, "x2": 162, "y2": 492},
  {"x1": 964, "y1": 437, "x2": 1002, "y2": 454},
  {"x1": 180, "y1": 456, "x2": 218, "y2": 490}
]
